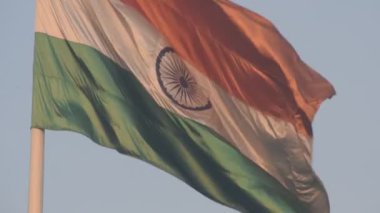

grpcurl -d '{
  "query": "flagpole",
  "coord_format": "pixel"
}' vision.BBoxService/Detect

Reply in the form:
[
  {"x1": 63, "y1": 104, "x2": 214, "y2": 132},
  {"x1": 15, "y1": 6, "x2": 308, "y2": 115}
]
[{"x1": 28, "y1": 128, "x2": 45, "y2": 213}]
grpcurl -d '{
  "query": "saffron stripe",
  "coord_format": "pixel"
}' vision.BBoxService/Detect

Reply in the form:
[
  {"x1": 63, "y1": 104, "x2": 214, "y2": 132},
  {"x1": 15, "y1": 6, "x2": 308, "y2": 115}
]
[{"x1": 122, "y1": 0, "x2": 335, "y2": 136}]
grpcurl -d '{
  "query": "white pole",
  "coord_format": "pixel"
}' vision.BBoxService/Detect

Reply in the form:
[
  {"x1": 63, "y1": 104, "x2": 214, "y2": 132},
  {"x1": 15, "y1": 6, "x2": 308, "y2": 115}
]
[{"x1": 28, "y1": 128, "x2": 45, "y2": 213}]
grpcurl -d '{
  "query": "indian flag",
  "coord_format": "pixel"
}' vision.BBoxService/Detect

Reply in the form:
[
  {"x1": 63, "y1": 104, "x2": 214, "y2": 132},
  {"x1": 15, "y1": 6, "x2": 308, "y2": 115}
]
[{"x1": 32, "y1": 0, "x2": 335, "y2": 212}]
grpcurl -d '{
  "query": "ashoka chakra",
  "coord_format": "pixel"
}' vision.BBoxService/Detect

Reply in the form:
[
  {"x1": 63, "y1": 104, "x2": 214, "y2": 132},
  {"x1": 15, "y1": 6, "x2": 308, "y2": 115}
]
[{"x1": 156, "y1": 47, "x2": 212, "y2": 111}]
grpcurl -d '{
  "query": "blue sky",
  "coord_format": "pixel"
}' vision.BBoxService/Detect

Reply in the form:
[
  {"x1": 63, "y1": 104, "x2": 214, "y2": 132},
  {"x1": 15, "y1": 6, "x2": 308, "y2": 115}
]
[{"x1": 0, "y1": 1, "x2": 379, "y2": 212}]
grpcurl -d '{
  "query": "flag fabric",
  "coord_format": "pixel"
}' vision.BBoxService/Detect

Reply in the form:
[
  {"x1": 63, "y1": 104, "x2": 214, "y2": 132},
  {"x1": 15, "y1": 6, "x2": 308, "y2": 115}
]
[{"x1": 32, "y1": 0, "x2": 335, "y2": 212}]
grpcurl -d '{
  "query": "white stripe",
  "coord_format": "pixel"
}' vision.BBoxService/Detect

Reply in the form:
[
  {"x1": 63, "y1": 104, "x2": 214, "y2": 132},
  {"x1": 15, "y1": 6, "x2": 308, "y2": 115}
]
[{"x1": 35, "y1": 0, "x2": 328, "y2": 209}]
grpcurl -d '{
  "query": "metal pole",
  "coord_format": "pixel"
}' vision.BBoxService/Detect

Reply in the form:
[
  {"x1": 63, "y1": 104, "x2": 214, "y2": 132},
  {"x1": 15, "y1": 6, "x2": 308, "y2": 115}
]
[{"x1": 28, "y1": 128, "x2": 45, "y2": 213}]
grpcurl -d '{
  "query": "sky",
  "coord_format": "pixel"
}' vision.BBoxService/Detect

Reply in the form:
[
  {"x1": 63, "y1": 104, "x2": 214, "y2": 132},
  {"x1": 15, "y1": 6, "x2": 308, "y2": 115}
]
[{"x1": 0, "y1": 1, "x2": 379, "y2": 212}]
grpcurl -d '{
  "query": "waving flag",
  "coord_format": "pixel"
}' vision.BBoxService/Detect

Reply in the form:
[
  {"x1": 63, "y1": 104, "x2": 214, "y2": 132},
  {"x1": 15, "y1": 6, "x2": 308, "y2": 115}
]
[{"x1": 32, "y1": 0, "x2": 335, "y2": 212}]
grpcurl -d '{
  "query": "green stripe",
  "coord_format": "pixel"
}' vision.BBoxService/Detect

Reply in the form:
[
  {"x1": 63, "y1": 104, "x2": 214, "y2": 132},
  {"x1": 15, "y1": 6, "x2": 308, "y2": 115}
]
[{"x1": 32, "y1": 33, "x2": 307, "y2": 213}]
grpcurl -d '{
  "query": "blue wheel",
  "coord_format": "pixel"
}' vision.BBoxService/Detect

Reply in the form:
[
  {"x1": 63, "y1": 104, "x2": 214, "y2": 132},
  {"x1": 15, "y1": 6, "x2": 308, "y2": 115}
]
[{"x1": 156, "y1": 47, "x2": 212, "y2": 111}]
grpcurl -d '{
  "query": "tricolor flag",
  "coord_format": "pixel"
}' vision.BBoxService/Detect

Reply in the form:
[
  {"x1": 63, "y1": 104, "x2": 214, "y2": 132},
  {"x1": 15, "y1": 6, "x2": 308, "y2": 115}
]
[{"x1": 32, "y1": 0, "x2": 335, "y2": 212}]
